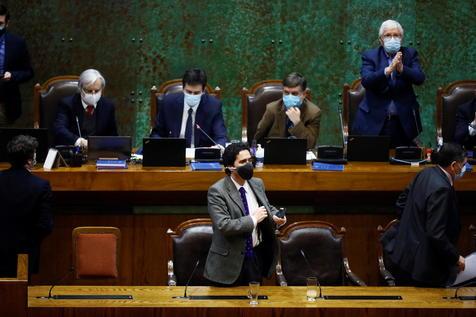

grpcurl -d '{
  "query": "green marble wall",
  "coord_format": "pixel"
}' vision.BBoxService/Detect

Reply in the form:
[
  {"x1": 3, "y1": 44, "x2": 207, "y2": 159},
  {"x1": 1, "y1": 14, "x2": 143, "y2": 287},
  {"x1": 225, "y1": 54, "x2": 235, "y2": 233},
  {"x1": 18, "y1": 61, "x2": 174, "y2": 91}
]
[{"x1": 5, "y1": 0, "x2": 476, "y2": 147}]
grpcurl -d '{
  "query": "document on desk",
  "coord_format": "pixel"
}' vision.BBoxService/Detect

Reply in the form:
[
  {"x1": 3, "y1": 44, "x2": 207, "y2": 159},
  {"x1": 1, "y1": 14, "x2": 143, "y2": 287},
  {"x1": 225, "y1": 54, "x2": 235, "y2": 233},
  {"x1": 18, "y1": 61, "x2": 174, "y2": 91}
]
[{"x1": 451, "y1": 252, "x2": 476, "y2": 286}]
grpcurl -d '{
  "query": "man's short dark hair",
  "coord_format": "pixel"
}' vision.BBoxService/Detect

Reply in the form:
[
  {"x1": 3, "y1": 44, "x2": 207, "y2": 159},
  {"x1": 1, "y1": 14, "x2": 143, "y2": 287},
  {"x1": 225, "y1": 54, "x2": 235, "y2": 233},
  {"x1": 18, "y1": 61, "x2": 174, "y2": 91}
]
[
  {"x1": 7, "y1": 135, "x2": 38, "y2": 167},
  {"x1": 434, "y1": 143, "x2": 465, "y2": 167},
  {"x1": 0, "y1": 5, "x2": 10, "y2": 22},
  {"x1": 283, "y1": 72, "x2": 307, "y2": 91},
  {"x1": 223, "y1": 142, "x2": 250, "y2": 175},
  {"x1": 182, "y1": 68, "x2": 207, "y2": 90}
]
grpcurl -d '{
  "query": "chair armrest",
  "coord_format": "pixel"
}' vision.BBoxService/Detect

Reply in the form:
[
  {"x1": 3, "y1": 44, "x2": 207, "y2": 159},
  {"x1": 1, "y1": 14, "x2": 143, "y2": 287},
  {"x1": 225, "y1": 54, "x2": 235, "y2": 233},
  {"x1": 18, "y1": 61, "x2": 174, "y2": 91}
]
[
  {"x1": 275, "y1": 263, "x2": 287, "y2": 286},
  {"x1": 343, "y1": 257, "x2": 366, "y2": 286},
  {"x1": 378, "y1": 255, "x2": 396, "y2": 286},
  {"x1": 167, "y1": 260, "x2": 177, "y2": 286}
]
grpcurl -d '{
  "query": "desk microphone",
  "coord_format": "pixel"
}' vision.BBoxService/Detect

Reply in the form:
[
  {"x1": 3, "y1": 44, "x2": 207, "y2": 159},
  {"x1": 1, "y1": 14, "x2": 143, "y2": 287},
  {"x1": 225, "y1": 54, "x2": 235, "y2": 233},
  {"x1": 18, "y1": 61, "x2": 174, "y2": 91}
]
[
  {"x1": 300, "y1": 249, "x2": 323, "y2": 299},
  {"x1": 444, "y1": 279, "x2": 476, "y2": 300},
  {"x1": 177, "y1": 259, "x2": 200, "y2": 299},
  {"x1": 195, "y1": 124, "x2": 218, "y2": 147},
  {"x1": 75, "y1": 116, "x2": 82, "y2": 139},
  {"x1": 37, "y1": 267, "x2": 74, "y2": 299}
]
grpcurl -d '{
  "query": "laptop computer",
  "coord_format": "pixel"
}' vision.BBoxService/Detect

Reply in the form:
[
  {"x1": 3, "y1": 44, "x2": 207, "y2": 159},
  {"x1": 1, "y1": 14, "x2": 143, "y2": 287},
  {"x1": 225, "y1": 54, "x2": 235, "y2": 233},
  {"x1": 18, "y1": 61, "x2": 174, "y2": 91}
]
[
  {"x1": 0, "y1": 128, "x2": 49, "y2": 163},
  {"x1": 263, "y1": 137, "x2": 307, "y2": 165},
  {"x1": 87, "y1": 136, "x2": 132, "y2": 161},
  {"x1": 346, "y1": 135, "x2": 390, "y2": 162},
  {"x1": 142, "y1": 137, "x2": 186, "y2": 167}
]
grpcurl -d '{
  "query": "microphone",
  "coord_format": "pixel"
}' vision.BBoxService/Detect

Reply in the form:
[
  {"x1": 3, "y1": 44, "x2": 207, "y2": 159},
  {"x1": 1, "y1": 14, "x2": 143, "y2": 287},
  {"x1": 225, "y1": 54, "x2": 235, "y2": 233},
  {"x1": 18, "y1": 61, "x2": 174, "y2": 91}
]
[
  {"x1": 175, "y1": 259, "x2": 200, "y2": 299},
  {"x1": 300, "y1": 249, "x2": 323, "y2": 299},
  {"x1": 75, "y1": 116, "x2": 82, "y2": 139},
  {"x1": 195, "y1": 124, "x2": 219, "y2": 147},
  {"x1": 444, "y1": 279, "x2": 476, "y2": 300},
  {"x1": 37, "y1": 267, "x2": 74, "y2": 299}
]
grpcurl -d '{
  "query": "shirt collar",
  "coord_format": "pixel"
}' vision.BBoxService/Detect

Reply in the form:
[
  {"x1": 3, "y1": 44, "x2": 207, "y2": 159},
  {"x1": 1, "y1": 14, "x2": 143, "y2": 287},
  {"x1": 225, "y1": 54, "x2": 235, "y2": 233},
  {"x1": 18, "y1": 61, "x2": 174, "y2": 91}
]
[
  {"x1": 230, "y1": 174, "x2": 249, "y2": 192},
  {"x1": 438, "y1": 165, "x2": 454, "y2": 186},
  {"x1": 81, "y1": 98, "x2": 96, "y2": 110}
]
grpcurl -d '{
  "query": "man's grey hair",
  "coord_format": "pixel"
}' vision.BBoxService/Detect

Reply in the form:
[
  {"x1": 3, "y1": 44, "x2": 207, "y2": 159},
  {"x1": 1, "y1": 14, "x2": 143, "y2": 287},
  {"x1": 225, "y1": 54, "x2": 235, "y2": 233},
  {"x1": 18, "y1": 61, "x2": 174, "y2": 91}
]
[
  {"x1": 379, "y1": 20, "x2": 404, "y2": 38},
  {"x1": 78, "y1": 69, "x2": 106, "y2": 90}
]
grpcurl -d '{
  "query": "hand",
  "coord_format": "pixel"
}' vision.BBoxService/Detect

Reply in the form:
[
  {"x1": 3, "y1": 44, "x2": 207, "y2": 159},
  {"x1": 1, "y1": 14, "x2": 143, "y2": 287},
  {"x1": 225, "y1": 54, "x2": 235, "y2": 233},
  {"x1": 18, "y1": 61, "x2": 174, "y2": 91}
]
[
  {"x1": 2, "y1": 71, "x2": 11, "y2": 81},
  {"x1": 252, "y1": 206, "x2": 268, "y2": 224},
  {"x1": 75, "y1": 137, "x2": 88, "y2": 149},
  {"x1": 273, "y1": 215, "x2": 286, "y2": 227},
  {"x1": 457, "y1": 255, "x2": 465, "y2": 272},
  {"x1": 285, "y1": 107, "x2": 301, "y2": 126},
  {"x1": 395, "y1": 52, "x2": 403, "y2": 73},
  {"x1": 472, "y1": 112, "x2": 476, "y2": 126}
]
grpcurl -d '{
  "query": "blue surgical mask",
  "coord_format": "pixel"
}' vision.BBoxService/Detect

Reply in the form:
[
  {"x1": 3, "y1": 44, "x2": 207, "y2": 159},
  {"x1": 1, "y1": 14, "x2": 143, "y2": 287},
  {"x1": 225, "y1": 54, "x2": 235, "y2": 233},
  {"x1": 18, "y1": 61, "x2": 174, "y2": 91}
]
[
  {"x1": 455, "y1": 163, "x2": 467, "y2": 180},
  {"x1": 184, "y1": 92, "x2": 202, "y2": 108},
  {"x1": 383, "y1": 37, "x2": 401, "y2": 54},
  {"x1": 283, "y1": 94, "x2": 302, "y2": 109}
]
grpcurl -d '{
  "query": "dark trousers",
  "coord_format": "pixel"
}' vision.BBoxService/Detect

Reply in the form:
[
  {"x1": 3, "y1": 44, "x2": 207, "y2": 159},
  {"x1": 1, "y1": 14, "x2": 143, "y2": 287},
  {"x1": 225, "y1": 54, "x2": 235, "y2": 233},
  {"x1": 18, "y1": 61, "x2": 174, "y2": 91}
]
[{"x1": 380, "y1": 115, "x2": 415, "y2": 148}]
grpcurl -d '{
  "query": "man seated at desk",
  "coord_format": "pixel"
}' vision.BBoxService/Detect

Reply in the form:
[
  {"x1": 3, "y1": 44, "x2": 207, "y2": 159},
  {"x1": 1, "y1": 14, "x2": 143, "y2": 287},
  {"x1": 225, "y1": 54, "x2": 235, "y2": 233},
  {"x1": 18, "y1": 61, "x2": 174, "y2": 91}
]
[
  {"x1": 454, "y1": 95, "x2": 476, "y2": 150},
  {"x1": 150, "y1": 68, "x2": 227, "y2": 147},
  {"x1": 53, "y1": 69, "x2": 118, "y2": 148},
  {"x1": 254, "y1": 72, "x2": 321, "y2": 149}
]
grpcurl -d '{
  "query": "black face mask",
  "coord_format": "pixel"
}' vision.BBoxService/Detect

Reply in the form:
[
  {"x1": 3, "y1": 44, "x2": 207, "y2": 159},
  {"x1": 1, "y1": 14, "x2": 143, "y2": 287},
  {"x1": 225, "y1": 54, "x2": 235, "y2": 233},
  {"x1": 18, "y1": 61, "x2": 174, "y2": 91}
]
[
  {"x1": 0, "y1": 28, "x2": 6, "y2": 36},
  {"x1": 236, "y1": 162, "x2": 253, "y2": 180}
]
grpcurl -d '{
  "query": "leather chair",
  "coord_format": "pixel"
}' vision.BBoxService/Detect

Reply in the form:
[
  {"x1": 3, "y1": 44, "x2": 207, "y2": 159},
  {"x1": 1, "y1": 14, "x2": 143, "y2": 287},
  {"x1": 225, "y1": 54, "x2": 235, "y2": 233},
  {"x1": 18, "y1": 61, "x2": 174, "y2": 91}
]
[
  {"x1": 376, "y1": 219, "x2": 399, "y2": 286},
  {"x1": 166, "y1": 218, "x2": 213, "y2": 286},
  {"x1": 342, "y1": 78, "x2": 365, "y2": 140},
  {"x1": 72, "y1": 226, "x2": 121, "y2": 280},
  {"x1": 33, "y1": 75, "x2": 80, "y2": 145},
  {"x1": 149, "y1": 79, "x2": 221, "y2": 127},
  {"x1": 276, "y1": 221, "x2": 365, "y2": 286},
  {"x1": 436, "y1": 80, "x2": 476, "y2": 145}
]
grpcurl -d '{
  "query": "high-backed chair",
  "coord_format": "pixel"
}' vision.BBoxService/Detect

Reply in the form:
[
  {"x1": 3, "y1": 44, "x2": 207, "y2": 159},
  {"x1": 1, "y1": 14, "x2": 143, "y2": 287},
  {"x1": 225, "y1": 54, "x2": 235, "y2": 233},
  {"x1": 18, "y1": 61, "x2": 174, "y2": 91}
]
[
  {"x1": 149, "y1": 79, "x2": 221, "y2": 127},
  {"x1": 276, "y1": 221, "x2": 365, "y2": 286},
  {"x1": 376, "y1": 219, "x2": 399, "y2": 286},
  {"x1": 436, "y1": 80, "x2": 476, "y2": 145},
  {"x1": 72, "y1": 227, "x2": 121, "y2": 280},
  {"x1": 0, "y1": 254, "x2": 28, "y2": 317},
  {"x1": 166, "y1": 218, "x2": 213, "y2": 286},
  {"x1": 33, "y1": 75, "x2": 80, "y2": 144},
  {"x1": 342, "y1": 78, "x2": 365, "y2": 140}
]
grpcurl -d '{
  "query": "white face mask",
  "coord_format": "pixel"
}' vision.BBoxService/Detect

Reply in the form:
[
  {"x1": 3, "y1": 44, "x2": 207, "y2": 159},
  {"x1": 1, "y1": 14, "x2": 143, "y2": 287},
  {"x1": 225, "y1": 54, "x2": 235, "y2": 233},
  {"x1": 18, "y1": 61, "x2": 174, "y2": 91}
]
[
  {"x1": 81, "y1": 90, "x2": 102, "y2": 106},
  {"x1": 184, "y1": 92, "x2": 202, "y2": 108}
]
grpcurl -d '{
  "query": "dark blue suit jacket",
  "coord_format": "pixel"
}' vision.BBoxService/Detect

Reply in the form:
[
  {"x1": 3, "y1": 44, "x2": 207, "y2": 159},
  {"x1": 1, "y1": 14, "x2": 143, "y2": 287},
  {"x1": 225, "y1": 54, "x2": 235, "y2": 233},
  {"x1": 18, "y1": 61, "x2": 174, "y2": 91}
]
[
  {"x1": 151, "y1": 92, "x2": 228, "y2": 146},
  {"x1": 0, "y1": 167, "x2": 53, "y2": 275},
  {"x1": 53, "y1": 93, "x2": 118, "y2": 146},
  {"x1": 454, "y1": 98, "x2": 476, "y2": 149},
  {"x1": 0, "y1": 32, "x2": 34, "y2": 121},
  {"x1": 352, "y1": 46, "x2": 425, "y2": 141}
]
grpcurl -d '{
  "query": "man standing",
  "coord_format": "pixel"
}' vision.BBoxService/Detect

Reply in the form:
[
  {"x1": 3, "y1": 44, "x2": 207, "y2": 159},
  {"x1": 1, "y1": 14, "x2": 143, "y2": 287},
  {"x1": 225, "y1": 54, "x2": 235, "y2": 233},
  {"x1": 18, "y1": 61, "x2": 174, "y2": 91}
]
[
  {"x1": 0, "y1": 135, "x2": 53, "y2": 276},
  {"x1": 151, "y1": 68, "x2": 227, "y2": 147},
  {"x1": 0, "y1": 5, "x2": 34, "y2": 125},
  {"x1": 352, "y1": 20, "x2": 425, "y2": 148},
  {"x1": 381, "y1": 143, "x2": 466, "y2": 287},
  {"x1": 204, "y1": 142, "x2": 286, "y2": 285},
  {"x1": 254, "y1": 72, "x2": 321, "y2": 149}
]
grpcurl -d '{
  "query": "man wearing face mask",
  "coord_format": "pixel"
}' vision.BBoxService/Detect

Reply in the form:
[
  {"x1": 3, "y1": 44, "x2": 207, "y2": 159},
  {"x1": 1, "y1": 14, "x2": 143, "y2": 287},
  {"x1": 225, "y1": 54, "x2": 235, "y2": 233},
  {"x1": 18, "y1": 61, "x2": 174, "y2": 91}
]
[
  {"x1": 0, "y1": 5, "x2": 34, "y2": 126},
  {"x1": 381, "y1": 143, "x2": 467, "y2": 287},
  {"x1": 53, "y1": 69, "x2": 118, "y2": 148},
  {"x1": 0, "y1": 135, "x2": 53, "y2": 277},
  {"x1": 352, "y1": 19, "x2": 425, "y2": 148},
  {"x1": 150, "y1": 68, "x2": 227, "y2": 147},
  {"x1": 254, "y1": 72, "x2": 321, "y2": 149},
  {"x1": 204, "y1": 142, "x2": 286, "y2": 285}
]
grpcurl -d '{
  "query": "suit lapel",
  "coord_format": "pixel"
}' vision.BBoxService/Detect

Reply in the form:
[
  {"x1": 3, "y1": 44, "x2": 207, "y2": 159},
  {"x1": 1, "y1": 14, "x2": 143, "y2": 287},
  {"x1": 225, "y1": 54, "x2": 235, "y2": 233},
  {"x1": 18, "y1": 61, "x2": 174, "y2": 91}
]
[
  {"x1": 95, "y1": 98, "x2": 103, "y2": 132},
  {"x1": 224, "y1": 176, "x2": 246, "y2": 216},
  {"x1": 195, "y1": 95, "x2": 209, "y2": 146},
  {"x1": 73, "y1": 94, "x2": 84, "y2": 126},
  {"x1": 277, "y1": 101, "x2": 287, "y2": 134},
  {"x1": 173, "y1": 93, "x2": 185, "y2": 137},
  {"x1": 248, "y1": 178, "x2": 266, "y2": 207},
  {"x1": 3, "y1": 33, "x2": 11, "y2": 67}
]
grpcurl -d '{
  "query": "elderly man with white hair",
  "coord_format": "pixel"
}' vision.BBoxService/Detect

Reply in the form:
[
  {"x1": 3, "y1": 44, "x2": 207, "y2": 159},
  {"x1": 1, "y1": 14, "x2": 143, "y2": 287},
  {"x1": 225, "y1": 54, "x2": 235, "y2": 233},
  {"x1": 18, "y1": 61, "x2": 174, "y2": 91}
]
[
  {"x1": 352, "y1": 20, "x2": 425, "y2": 148},
  {"x1": 53, "y1": 69, "x2": 118, "y2": 147}
]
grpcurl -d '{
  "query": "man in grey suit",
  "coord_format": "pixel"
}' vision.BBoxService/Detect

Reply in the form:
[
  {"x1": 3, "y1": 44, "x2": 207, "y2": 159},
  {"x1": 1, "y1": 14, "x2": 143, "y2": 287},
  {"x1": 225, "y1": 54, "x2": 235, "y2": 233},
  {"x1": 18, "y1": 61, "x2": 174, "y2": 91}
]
[{"x1": 204, "y1": 142, "x2": 286, "y2": 285}]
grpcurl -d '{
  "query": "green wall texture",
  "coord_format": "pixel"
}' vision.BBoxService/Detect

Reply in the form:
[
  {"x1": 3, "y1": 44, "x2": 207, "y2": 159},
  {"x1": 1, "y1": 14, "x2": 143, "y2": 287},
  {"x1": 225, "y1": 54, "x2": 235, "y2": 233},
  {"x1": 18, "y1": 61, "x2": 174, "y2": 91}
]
[{"x1": 5, "y1": 0, "x2": 476, "y2": 147}]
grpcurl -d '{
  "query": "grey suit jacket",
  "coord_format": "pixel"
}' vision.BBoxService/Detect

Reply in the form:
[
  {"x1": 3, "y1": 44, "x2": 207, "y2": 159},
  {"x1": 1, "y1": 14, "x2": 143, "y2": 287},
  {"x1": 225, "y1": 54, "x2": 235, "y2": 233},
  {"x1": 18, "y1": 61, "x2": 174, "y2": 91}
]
[{"x1": 204, "y1": 176, "x2": 279, "y2": 284}]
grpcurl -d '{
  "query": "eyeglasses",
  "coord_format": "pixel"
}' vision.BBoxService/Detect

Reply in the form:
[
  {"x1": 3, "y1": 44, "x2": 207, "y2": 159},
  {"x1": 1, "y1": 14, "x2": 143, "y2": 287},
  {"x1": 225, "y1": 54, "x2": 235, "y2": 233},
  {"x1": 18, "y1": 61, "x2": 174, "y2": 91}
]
[{"x1": 382, "y1": 34, "x2": 402, "y2": 41}]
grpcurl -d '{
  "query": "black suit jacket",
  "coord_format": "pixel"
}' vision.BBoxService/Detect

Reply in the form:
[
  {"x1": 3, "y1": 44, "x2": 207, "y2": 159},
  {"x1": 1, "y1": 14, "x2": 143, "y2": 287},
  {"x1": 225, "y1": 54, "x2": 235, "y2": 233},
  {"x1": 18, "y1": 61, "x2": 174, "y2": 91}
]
[
  {"x1": 0, "y1": 167, "x2": 53, "y2": 275},
  {"x1": 53, "y1": 93, "x2": 118, "y2": 145},
  {"x1": 454, "y1": 98, "x2": 476, "y2": 149},
  {"x1": 0, "y1": 32, "x2": 34, "y2": 121},
  {"x1": 382, "y1": 166, "x2": 460, "y2": 286}
]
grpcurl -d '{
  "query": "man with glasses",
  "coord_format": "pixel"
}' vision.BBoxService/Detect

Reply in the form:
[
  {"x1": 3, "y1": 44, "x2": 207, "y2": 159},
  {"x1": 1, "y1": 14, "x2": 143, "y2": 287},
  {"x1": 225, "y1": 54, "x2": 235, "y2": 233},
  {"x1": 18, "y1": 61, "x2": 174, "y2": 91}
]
[
  {"x1": 254, "y1": 72, "x2": 321, "y2": 149},
  {"x1": 352, "y1": 20, "x2": 425, "y2": 148},
  {"x1": 53, "y1": 69, "x2": 118, "y2": 148},
  {"x1": 381, "y1": 143, "x2": 467, "y2": 287}
]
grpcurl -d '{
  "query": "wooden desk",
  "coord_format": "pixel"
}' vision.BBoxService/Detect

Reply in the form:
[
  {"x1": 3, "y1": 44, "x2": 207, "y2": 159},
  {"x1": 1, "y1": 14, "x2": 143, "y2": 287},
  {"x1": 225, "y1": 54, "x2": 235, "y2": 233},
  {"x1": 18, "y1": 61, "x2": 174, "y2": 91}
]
[
  {"x1": 28, "y1": 286, "x2": 476, "y2": 317},
  {"x1": 3, "y1": 162, "x2": 472, "y2": 192}
]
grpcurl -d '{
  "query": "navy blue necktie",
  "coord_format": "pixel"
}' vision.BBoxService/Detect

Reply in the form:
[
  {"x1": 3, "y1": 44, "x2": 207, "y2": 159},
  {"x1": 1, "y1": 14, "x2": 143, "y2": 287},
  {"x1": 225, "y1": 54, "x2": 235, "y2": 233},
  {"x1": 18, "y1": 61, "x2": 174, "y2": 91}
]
[
  {"x1": 185, "y1": 107, "x2": 193, "y2": 147},
  {"x1": 238, "y1": 187, "x2": 254, "y2": 258}
]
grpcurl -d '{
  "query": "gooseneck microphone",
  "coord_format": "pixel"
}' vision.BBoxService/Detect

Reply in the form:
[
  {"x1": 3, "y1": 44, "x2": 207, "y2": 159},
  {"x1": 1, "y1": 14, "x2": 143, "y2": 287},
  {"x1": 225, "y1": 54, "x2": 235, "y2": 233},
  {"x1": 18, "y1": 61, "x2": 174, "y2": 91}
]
[
  {"x1": 37, "y1": 267, "x2": 74, "y2": 299},
  {"x1": 75, "y1": 116, "x2": 82, "y2": 139},
  {"x1": 300, "y1": 249, "x2": 323, "y2": 299},
  {"x1": 177, "y1": 259, "x2": 200, "y2": 299},
  {"x1": 195, "y1": 124, "x2": 218, "y2": 147}
]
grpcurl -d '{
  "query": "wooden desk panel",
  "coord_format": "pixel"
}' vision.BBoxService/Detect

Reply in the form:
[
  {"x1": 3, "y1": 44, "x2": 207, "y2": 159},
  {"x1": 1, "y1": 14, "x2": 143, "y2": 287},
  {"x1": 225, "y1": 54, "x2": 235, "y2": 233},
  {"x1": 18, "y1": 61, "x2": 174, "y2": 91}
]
[{"x1": 28, "y1": 286, "x2": 476, "y2": 317}]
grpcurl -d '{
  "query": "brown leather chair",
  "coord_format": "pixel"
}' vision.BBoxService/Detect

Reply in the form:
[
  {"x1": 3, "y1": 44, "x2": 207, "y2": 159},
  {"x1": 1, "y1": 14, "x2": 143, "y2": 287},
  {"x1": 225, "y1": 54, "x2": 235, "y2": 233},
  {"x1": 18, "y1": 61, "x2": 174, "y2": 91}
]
[
  {"x1": 276, "y1": 221, "x2": 365, "y2": 286},
  {"x1": 72, "y1": 226, "x2": 121, "y2": 280},
  {"x1": 436, "y1": 80, "x2": 476, "y2": 145},
  {"x1": 342, "y1": 78, "x2": 365, "y2": 140},
  {"x1": 33, "y1": 75, "x2": 80, "y2": 144},
  {"x1": 166, "y1": 218, "x2": 213, "y2": 286},
  {"x1": 149, "y1": 79, "x2": 221, "y2": 127},
  {"x1": 376, "y1": 219, "x2": 399, "y2": 286}
]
